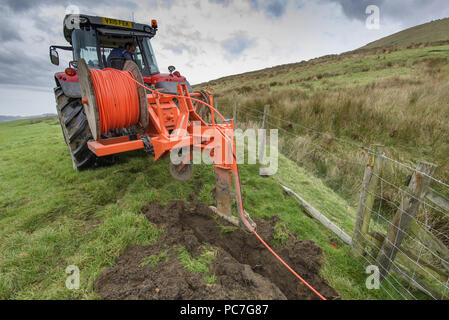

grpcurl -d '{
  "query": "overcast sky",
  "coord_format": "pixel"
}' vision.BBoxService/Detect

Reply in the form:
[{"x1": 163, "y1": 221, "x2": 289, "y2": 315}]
[{"x1": 1, "y1": 0, "x2": 449, "y2": 116}]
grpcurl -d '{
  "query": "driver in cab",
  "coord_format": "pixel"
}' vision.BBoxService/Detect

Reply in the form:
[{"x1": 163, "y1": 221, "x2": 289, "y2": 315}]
[{"x1": 107, "y1": 42, "x2": 136, "y2": 67}]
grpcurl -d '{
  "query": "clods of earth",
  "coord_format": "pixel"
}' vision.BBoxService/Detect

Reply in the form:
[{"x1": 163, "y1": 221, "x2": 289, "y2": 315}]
[{"x1": 95, "y1": 200, "x2": 338, "y2": 300}]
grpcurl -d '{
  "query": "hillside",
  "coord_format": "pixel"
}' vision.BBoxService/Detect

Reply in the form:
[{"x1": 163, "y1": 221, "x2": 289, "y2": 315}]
[
  {"x1": 194, "y1": 42, "x2": 449, "y2": 194},
  {"x1": 193, "y1": 31, "x2": 449, "y2": 285},
  {"x1": 0, "y1": 114, "x2": 57, "y2": 123},
  {"x1": 362, "y1": 18, "x2": 449, "y2": 50}
]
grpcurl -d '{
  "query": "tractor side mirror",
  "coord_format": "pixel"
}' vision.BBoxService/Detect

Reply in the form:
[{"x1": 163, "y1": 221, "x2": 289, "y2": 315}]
[
  {"x1": 50, "y1": 47, "x2": 59, "y2": 66},
  {"x1": 168, "y1": 65, "x2": 176, "y2": 74}
]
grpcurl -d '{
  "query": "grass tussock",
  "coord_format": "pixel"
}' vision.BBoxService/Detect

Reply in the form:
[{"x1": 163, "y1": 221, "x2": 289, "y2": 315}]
[{"x1": 196, "y1": 44, "x2": 449, "y2": 247}]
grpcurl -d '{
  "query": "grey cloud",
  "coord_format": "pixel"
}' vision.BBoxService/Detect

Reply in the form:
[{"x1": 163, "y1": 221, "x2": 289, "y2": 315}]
[
  {"x1": 249, "y1": 0, "x2": 289, "y2": 19},
  {"x1": 1, "y1": 0, "x2": 138, "y2": 12},
  {"x1": 327, "y1": 0, "x2": 384, "y2": 21},
  {"x1": 221, "y1": 33, "x2": 256, "y2": 56},
  {"x1": 162, "y1": 43, "x2": 198, "y2": 55},
  {"x1": 208, "y1": 0, "x2": 231, "y2": 5},
  {"x1": 147, "y1": 0, "x2": 177, "y2": 9},
  {"x1": 327, "y1": 0, "x2": 449, "y2": 27},
  {"x1": 0, "y1": 21, "x2": 22, "y2": 42},
  {"x1": 164, "y1": 24, "x2": 213, "y2": 53},
  {"x1": 0, "y1": 48, "x2": 53, "y2": 87}
]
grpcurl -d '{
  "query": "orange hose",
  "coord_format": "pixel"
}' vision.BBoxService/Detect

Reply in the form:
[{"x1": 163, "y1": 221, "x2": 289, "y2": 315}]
[
  {"x1": 89, "y1": 68, "x2": 141, "y2": 134},
  {"x1": 253, "y1": 231, "x2": 327, "y2": 300},
  {"x1": 89, "y1": 68, "x2": 328, "y2": 301}
]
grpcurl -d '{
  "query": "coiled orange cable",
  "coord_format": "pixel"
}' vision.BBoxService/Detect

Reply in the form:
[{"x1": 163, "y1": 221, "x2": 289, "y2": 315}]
[{"x1": 89, "y1": 68, "x2": 141, "y2": 134}]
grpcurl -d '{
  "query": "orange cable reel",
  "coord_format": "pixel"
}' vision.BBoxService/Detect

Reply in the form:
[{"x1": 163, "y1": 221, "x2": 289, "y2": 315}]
[{"x1": 89, "y1": 68, "x2": 141, "y2": 134}]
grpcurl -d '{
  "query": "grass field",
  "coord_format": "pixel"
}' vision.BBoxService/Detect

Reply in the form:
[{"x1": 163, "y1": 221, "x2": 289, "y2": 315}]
[
  {"x1": 0, "y1": 117, "x2": 423, "y2": 300},
  {"x1": 2, "y1": 18, "x2": 448, "y2": 300}
]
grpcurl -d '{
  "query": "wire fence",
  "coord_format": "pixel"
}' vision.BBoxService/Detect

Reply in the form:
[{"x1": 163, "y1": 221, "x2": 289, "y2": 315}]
[{"x1": 228, "y1": 100, "x2": 449, "y2": 300}]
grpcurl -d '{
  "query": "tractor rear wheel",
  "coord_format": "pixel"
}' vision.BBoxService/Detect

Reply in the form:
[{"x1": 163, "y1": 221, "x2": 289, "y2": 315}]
[
  {"x1": 54, "y1": 86, "x2": 96, "y2": 170},
  {"x1": 193, "y1": 90, "x2": 212, "y2": 123}
]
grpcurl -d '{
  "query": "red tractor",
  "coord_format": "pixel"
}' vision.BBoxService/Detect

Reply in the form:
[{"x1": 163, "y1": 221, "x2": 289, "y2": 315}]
[
  {"x1": 50, "y1": 14, "x2": 210, "y2": 169},
  {"x1": 49, "y1": 14, "x2": 255, "y2": 231}
]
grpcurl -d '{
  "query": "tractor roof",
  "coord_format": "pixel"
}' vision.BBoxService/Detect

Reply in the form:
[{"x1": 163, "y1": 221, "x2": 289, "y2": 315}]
[{"x1": 63, "y1": 14, "x2": 157, "y2": 44}]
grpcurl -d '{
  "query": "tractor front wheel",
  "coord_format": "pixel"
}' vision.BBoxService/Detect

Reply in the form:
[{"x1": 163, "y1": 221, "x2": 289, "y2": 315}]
[{"x1": 54, "y1": 86, "x2": 96, "y2": 170}]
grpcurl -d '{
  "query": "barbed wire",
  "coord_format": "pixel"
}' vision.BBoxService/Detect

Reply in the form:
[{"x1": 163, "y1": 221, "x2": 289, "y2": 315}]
[
  {"x1": 265, "y1": 119, "x2": 366, "y2": 167},
  {"x1": 366, "y1": 188, "x2": 449, "y2": 242},
  {"x1": 357, "y1": 230, "x2": 419, "y2": 300},
  {"x1": 371, "y1": 172, "x2": 449, "y2": 218},
  {"x1": 236, "y1": 104, "x2": 449, "y2": 189},
  {"x1": 362, "y1": 198, "x2": 449, "y2": 268},
  {"x1": 234, "y1": 104, "x2": 449, "y2": 299}
]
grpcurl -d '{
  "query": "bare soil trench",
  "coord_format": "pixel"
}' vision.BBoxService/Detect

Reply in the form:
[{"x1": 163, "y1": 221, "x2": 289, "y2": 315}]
[{"x1": 95, "y1": 201, "x2": 338, "y2": 300}]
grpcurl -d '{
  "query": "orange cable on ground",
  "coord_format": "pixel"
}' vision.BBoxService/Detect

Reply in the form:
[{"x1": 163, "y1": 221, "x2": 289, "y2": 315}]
[
  {"x1": 253, "y1": 231, "x2": 327, "y2": 300},
  {"x1": 89, "y1": 68, "x2": 328, "y2": 301}
]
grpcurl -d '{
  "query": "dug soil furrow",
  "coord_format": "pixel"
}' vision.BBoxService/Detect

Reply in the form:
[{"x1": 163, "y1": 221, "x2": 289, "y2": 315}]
[{"x1": 95, "y1": 200, "x2": 338, "y2": 300}]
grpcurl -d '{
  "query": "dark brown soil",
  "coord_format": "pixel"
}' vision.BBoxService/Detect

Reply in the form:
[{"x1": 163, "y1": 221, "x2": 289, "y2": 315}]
[{"x1": 95, "y1": 200, "x2": 338, "y2": 300}]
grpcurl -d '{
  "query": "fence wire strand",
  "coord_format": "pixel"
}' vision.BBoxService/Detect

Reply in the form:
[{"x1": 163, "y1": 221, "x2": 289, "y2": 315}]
[{"x1": 233, "y1": 103, "x2": 449, "y2": 300}]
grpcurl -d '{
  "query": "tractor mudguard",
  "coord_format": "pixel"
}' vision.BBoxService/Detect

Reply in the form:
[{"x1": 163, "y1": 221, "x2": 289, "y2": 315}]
[
  {"x1": 155, "y1": 81, "x2": 193, "y2": 94},
  {"x1": 56, "y1": 78, "x2": 82, "y2": 98},
  {"x1": 55, "y1": 73, "x2": 81, "y2": 98}
]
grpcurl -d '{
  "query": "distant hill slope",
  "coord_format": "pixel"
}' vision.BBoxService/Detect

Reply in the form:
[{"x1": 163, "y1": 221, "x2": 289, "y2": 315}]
[
  {"x1": 362, "y1": 18, "x2": 449, "y2": 50},
  {"x1": 0, "y1": 114, "x2": 56, "y2": 123}
]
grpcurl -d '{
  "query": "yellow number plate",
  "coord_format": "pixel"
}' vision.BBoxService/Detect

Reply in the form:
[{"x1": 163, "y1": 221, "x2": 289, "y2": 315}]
[{"x1": 101, "y1": 18, "x2": 133, "y2": 28}]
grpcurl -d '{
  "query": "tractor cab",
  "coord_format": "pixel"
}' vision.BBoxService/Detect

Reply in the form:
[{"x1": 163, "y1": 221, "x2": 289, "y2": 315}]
[{"x1": 50, "y1": 14, "x2": 191, "y2": 96}]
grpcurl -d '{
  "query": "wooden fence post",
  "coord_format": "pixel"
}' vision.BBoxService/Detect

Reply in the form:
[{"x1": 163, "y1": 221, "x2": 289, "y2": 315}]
[
  {"x1": 233, "y1": 96, "x2": 237, "y2": 124},
  {"x1": 352, "y1": 145, "x2": 384, "y2": 256},
  {"x1": 258, "y1": 105, "x2": 270, "y2": 166},
  {"x1": 376, "y1": 161, "x2": 437, "y2": 281}
]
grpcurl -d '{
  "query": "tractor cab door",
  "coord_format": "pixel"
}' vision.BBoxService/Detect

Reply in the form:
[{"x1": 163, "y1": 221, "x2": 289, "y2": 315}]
[{"x1": 72, "y1": 28, "x2": 102, "y2": 69}]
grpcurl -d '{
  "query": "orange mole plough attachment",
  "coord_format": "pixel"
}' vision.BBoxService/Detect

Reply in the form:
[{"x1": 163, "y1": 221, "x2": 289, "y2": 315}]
[
  {"x1": 77, "y1": 58, "x2": 256, "y2": 232},
  {"x1": 77, "y1": 58, "x2": 328, "y2": 300}
]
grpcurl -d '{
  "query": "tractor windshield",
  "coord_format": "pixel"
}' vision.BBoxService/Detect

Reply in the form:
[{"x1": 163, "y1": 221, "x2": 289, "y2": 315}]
[
  {"x1": 72, "y1": 28, "x2": 160, "y2": 75},
  {"x1": 138, "y1": 36, "x2": 159, "y2": 76},
  {"x1": 72, "y1": 29, "x2": 101, "y2": 68}
]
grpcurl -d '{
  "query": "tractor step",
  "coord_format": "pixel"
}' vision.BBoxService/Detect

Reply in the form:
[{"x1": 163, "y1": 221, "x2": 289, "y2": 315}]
[{"x1": 87, "y1": 136, "x2": 144, "y2": 157}]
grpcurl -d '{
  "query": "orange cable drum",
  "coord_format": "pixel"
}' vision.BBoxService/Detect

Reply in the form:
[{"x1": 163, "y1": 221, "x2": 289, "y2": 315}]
[{"x1": 89, "y1": 68, "x2": 141, "y2": 134}]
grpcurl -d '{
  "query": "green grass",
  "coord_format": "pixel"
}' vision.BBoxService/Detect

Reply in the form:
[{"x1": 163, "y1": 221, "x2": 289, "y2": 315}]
[
  {"x1": 273, "y1": 220, "x2": 289, "y2": 246},
  {"x1": 362, "y1": 18, "x2": 449, "y2": 50},
  {"x1": 177, "y1": 245, "x2": 217, "y2": 274},
  {"x1": 274, "y1": 154, "x2": 357, "y2": 235},
  {"x1": 217, "y1": 224, "x2": 238, "y2": 235},
  {"x1": 0, "y1": 117, "x2": 425, "y2": 300},
  {"x1": 140, "y1": 250, "x2": 168, "y2": 267},
  {"x1": 177, "y1": 245, "x2": 217, "y2": 283}
]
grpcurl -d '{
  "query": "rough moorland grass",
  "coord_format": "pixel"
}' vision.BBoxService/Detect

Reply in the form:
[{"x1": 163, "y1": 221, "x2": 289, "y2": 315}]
[
  {"x1": 0, "y1": 117, "x2": 417, "y2": 299},
  {"x1": 361, "y1": 18, "x2": 449, "y2": 50},
  {"x1": 197, "y1": 44, "x2": 449, "y2": 241}
]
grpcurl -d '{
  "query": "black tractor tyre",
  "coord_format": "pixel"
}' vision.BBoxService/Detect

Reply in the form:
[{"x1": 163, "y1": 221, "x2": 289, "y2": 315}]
[
  {"x1": 54, "y1": 86, "x2": 96, "y2": 170},
  {"x1": 193, "y1": 90, "x2": 212, "y2": 123}
]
